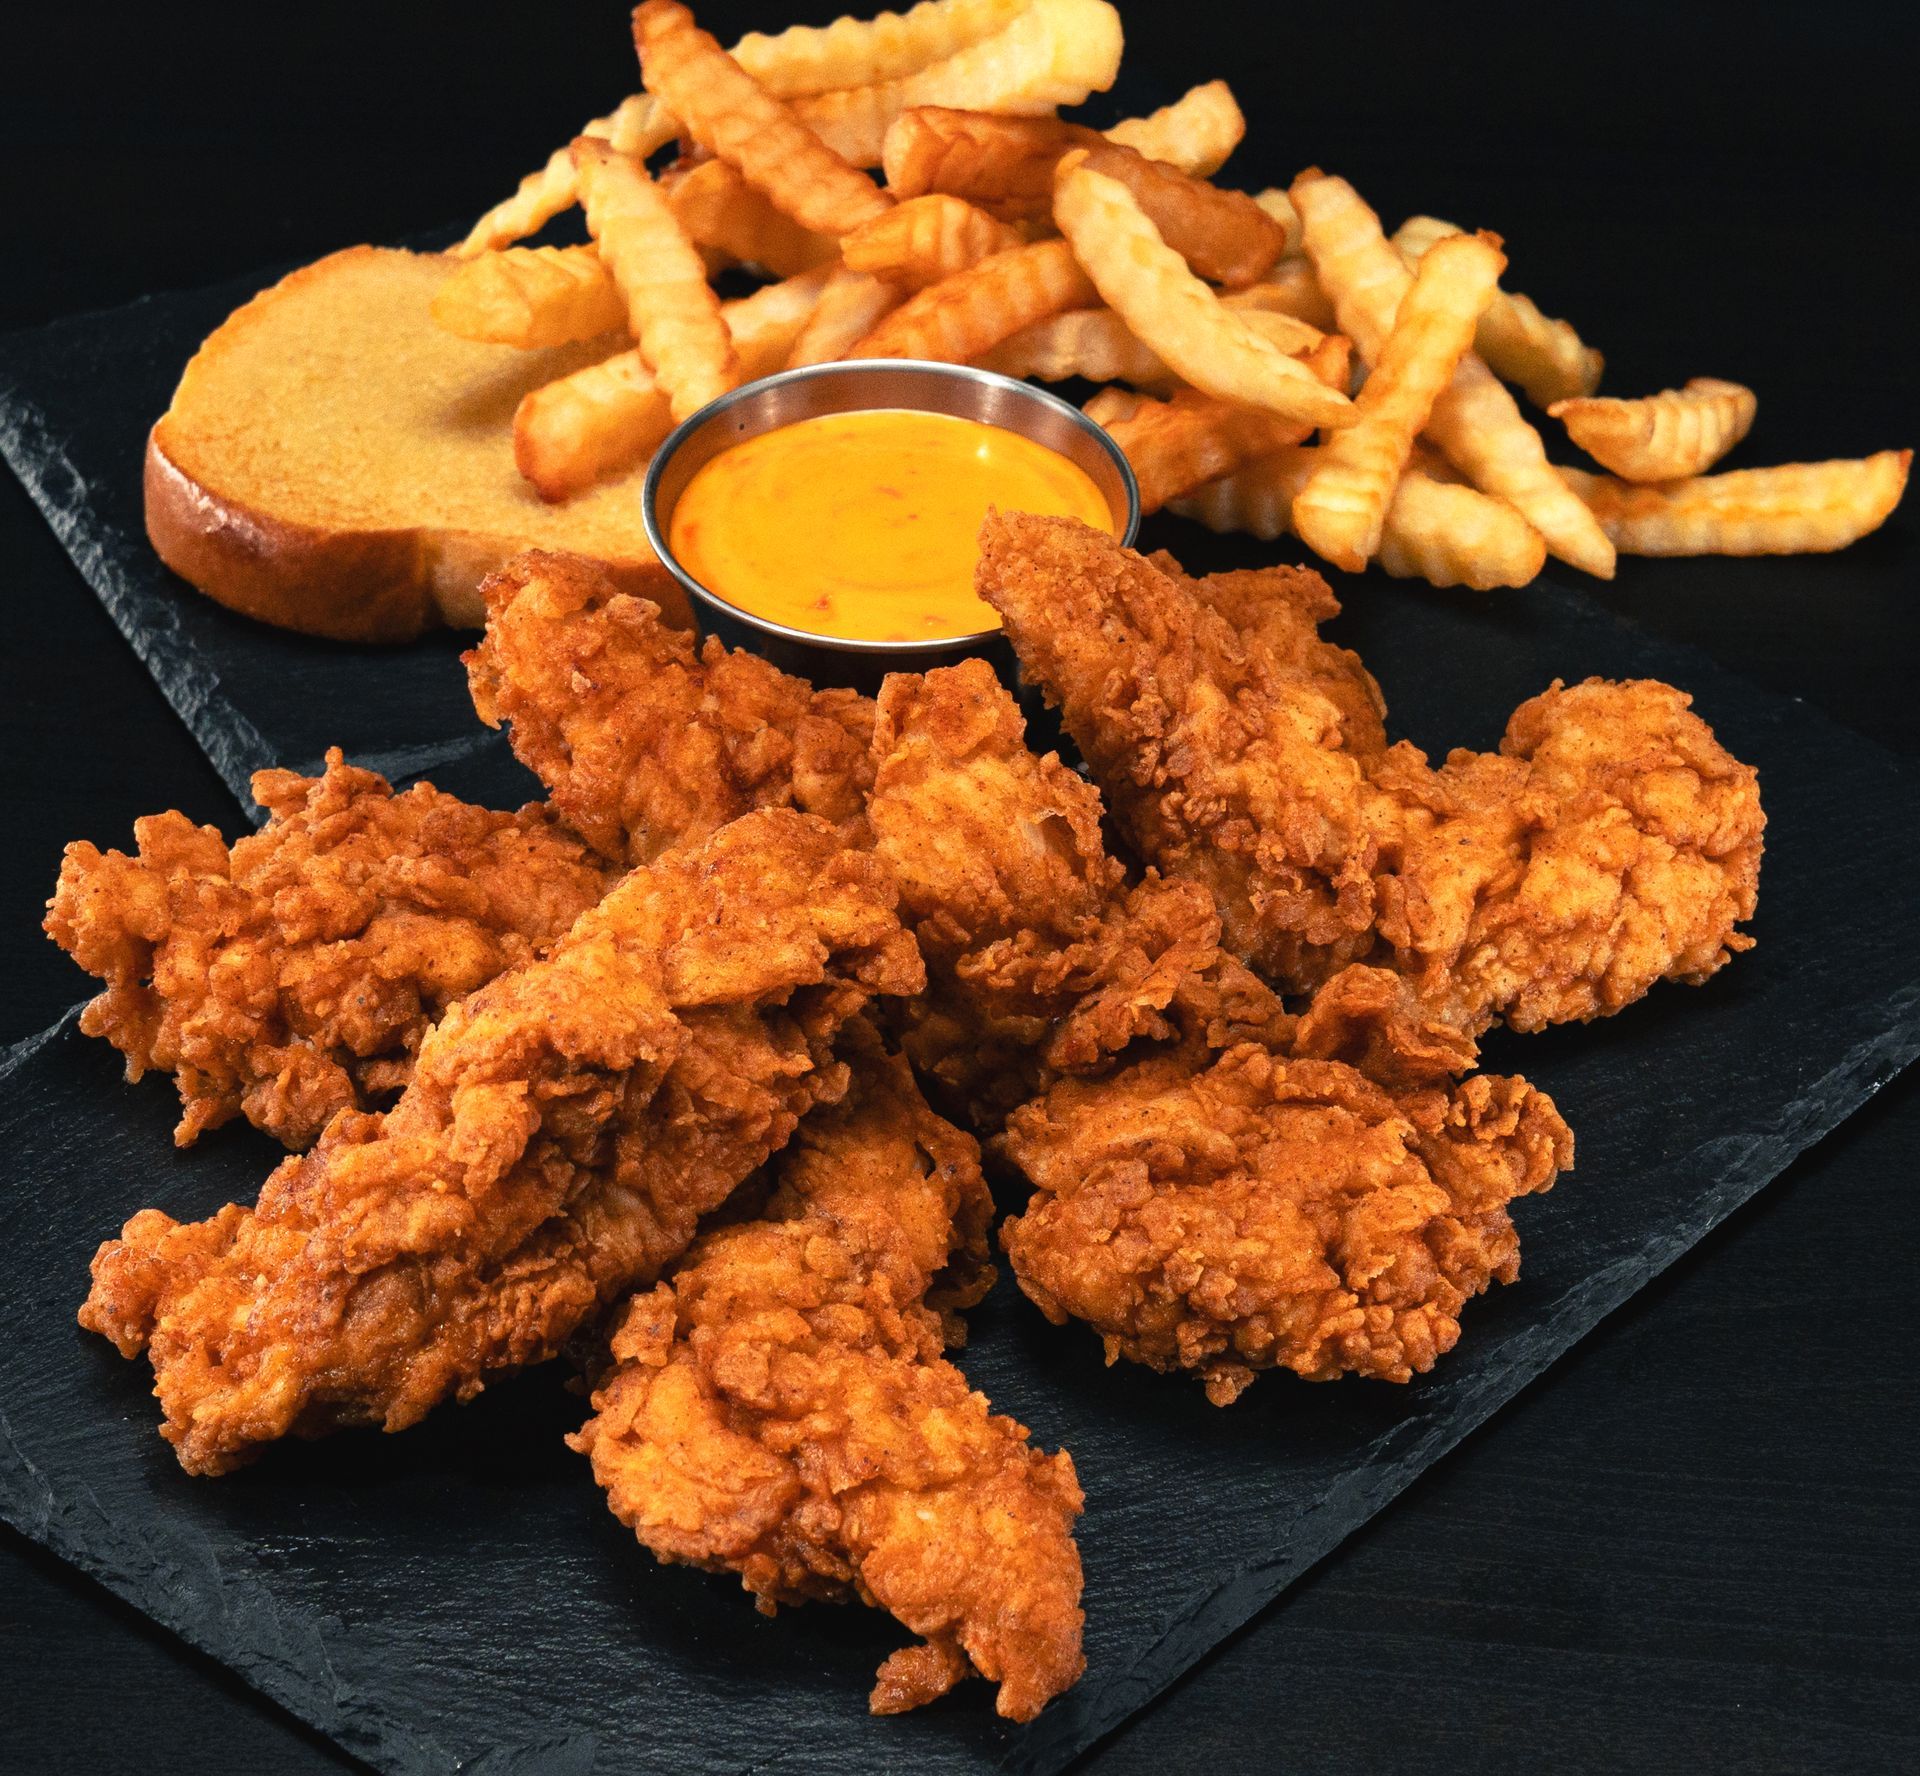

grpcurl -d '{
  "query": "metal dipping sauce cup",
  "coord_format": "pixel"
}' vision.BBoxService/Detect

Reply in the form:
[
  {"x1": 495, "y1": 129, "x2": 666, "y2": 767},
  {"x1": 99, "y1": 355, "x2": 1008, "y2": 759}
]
[{"x1": 642, "y1": 359, "x2": 1140, "y2": 693}]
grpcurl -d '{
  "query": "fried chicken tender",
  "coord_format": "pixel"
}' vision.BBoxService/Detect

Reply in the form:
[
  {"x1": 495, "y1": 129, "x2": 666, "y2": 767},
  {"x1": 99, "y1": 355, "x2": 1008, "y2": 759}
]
[
  {"x1": 999, "y1": 1036, "x2": 1572, "y2": 1404},
  {"x1": 977, "y1": 514, "x2": 1764, "y2": 1036},
  {"x1": 45, "y1": 750, "x2": 613, "y2": 1148},
  {"x1": 467, "y1": 550, "x2": 877, "y2": 865},
  {"x1": 867, "y1": 657, "x2": 1290, "y2": 1124},
  {"x1": 79, "y1": 810, "x2": 923, "y2": 1476},
  {"x1": 571, "y1": 1042, "x2": 1086, "y2": 1721}
]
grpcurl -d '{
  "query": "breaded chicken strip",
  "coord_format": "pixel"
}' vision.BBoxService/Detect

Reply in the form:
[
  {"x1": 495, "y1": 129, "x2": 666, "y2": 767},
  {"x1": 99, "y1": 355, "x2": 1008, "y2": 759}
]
[
  {"x1": 867, "y1": 658, "x2": 1290, "y2": 1125},
  {"x1": 572, "y1": 1042, "x2": 1086, "y2": 1721},
  {"x1": 467, "y1": 550, "x2": 876, "y2": 865},
  {"x1": 978, "y1": 514, "x2": 1763, "y2": 1035},
  {"x1": 999, "y1": 1039, "x2": 1572, "y2": 1404},
  {"x1": 45, "y1": 750, "x2": 613, "y2": 1148},
  {"x1": 79, "y1": 810, "x2": 922, "y2": 1476}
]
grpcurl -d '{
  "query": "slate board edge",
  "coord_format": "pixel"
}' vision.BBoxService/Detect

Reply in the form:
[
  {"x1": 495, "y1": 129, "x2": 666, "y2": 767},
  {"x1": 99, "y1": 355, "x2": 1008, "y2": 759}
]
[
  {"x1": 1009, "y1": 980, "x2": 1920, "y2": 1773},
  {"x1": 0, "y1": 380, "x2": 270, "y2": 814}
]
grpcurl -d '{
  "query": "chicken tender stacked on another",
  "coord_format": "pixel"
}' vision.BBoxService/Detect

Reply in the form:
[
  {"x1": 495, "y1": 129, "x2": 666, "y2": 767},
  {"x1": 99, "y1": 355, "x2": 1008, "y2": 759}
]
[
  {"x1": 467, "y1": 550, "x2": 877, "y2": 865},
  {"x1": 866, "y1": 658, "x2": 1569, "y2": 1393},
  {"x1": 45, "y1": 750, "x2": 613, "y2": 1148},
  {"x1": 868, "y1": 658, "x2": 1290, "y2": 1124},
  {"x1": 1000, "y1": 1040, "x2": 1572, "y2": 1406},
  {"x1": 79, "y1": 810, "x2": 922, "y2": 1476},
  {"x1": 573, "y1": 1041, "x2": 1086, "y2": 1723},
  {"x1": 978, "y1": 513, "x2": 1764, "y2": 1037}
]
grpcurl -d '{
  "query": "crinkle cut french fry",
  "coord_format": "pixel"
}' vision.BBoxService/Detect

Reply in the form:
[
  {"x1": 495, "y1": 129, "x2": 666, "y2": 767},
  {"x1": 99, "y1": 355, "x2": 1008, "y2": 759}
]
[
  {"x1": 1294, "y1": 232, "x2": 1504, "y2": 573},
  {"x1": 1251, "y1": 189, "x2": 1302, "y2": 255},
  {"x1": 732, "y1": 0, "x2": 1031, "y2": 97},
  {"x1": 1227, "y1": 261, "x2": 1337, "y2": 331},
  {"x1": 457, "y1": 95, "x2": 678, "y2": 258},
  {"x1": 788, "y1": 267, "x2": 906, "y2": 366},
  {"x1": 793, "y1": 0, "x2": 1125, "y2": 168},
  {"x1": 1290, "y1": 169, "x2": 1614, "y2": 577},
  {"x1": 884, "y1": 109, "x2": 1083, "y2": 217},
  {"x1": 1559, "y1": 452, "x2": 1911, "y2": 555},
  {"x1": 1097, "y1": 385, "x2": 1315, "y2": 512},
  {"x1": 514, "y1": 268, "x2": 834, "y2": 500},
  {"x1": 459, "y1": 2, "x2": 1022, "y2": 253},
  {"x1": 1056, "y1": 156, "x2": 1354, "y2": 430},
  {"x1": 514, "y1": 353, "x2": 671, "y2": 502},
  {"x1": 634, "y1": 0, "x2": 894, "y2": 238},
  {"x1": 1104, "y1": 80, "x2": 1245, "y2": 176},
  {"x1": 848, "y1": 237, "x2": 1097, "y2": 362},
  {"x1": 1082, "y1": 384, "x2": 1144, "y2": 428},
  {"x1": 1394, "y1": 214, "x2": 1603, "y2": 407},
  {"x1": 430, "y1": 245, "x2": 627, "y2": 348},
  {"x1": 980, "y1": 302, "x2": 1324, "y2": 387},
  {"x1": 572, "y1": 137, "x2": 737, "y2": 423},
  {"x1": 1169, "y1": 448, "x2": 1547, "y2": 590},
  {"x1": 1550, "y1": 378, "x2": 1756, "y2": 482},
  {"x1": 841, "y1": 193, "x2": 1024, "y2": 287},
  {"x1": 881, "y1": 116, "x2": 1282, "y2": 285},
  {"x1": 667, "y1": 157, "x2": 839, "y2": 277}
]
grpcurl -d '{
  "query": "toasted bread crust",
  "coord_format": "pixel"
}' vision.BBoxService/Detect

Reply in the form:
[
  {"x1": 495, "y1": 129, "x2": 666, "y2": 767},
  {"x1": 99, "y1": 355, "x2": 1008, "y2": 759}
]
[{"x1": 143, "y1": 245, "x2": 685, "y2": 645}]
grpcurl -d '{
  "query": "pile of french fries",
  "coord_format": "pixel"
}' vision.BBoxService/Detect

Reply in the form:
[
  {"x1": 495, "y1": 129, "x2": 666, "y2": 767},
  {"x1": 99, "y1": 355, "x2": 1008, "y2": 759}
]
[{"x1": 435, "y1": 0, "x2": 1908, "y2": 590}]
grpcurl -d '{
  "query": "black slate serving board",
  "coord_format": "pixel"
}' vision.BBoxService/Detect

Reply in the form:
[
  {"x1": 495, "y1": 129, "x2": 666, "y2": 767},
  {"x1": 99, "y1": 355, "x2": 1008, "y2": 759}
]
[{"x1": 5, "y1": 271, "x2": 1920, "y2": 1776}]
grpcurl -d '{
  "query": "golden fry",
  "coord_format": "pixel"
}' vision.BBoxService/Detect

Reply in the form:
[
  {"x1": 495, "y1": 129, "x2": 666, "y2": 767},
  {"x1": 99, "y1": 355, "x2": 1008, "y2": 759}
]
[
  {"x1": 848, "y1": 237, "x2": 1096, "y2": 362},
  {"x1": 1104, "y1": 79, "x2": 1244, "y2": 176},
  {"x1": 1169, "y1": 447, "x2": 1547, "y2": 590},
  {"x1": 1290, "y1": 169, "x2": 1613, "y2": 577},
  {"x1": 787, "y1": 266, "x2": 906, "y2": 365},
  {"x1": 1096, "y1": 385, "x2": 1314, "y2": 511},
  {"x1": 514, "y1": 268, "x2": 833, "y2": 500},
  {"x1": 1250, "y1": 188, "x2": 1302, "y2": 256},
  {"x1": 1560, "y1": 453, "x2": 1910, "y2": 555},
  {"x1": 841, "y1": 192, "x2": 1024, "y2": 287},
  {"x1": 1081, "y1": 385, "x2": 1143, "y2": 427},
  {"x1": 1550, "y1": 377, "x2": 1756, "y2": 482},
  {"x1": 793, "y1": 0, "x2": 1125, "y2": 167},
  {"x1": 514, "y1": 353, "x2": 671, "y2": 501},
  {"x1": 1072, "y1": 141, "x2": 1284, "y2": 287},
  {"x1": 459, "y1": 2, "x2": 1023, "y2": 253},
  {"x1": 634, "y1": 0, "x2": 893, "y2": 238},
  {"x1": 667, "y1": 157, "x2": 839, "y2": 277},
  {"x1": 1055, "y1": 156, "x2": 1354, "y2": 429},
  {"x1": 429, "y1": 245, "x2": 626, "y2": 349},
  {"x1": 732, "y1": 0, "x2": 1030, "y2": 96},
  {"x1": 882, "y1": 115, "x2": 1280, "y2": 285},
  {"x1": 980, "y1": 302, "x2": 1327, "y2": 387},
  {"x1": 572, "y1": 138, "x2": 736, "y2": 424},
  {"x1": 1228, "y1": 261, "x2": 1337, "y2": 330},
  {"x1": 1294, "y1": 232, "x2": 1504, "y2": 572},
  {"x1": 457, "y1": 94, "x2": 677, "y2": 258},
  {"x1": 1393, "y1": 215, "x2": 1603, "y2": 408},
  {"x1": 883, "y1": 108, "x2": 1079, "y2": 217}
]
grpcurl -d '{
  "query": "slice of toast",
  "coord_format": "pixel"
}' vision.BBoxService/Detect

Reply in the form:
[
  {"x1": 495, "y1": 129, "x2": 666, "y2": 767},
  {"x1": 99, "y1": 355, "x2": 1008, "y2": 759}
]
[{"x1": 146, "y1": 245, "x2": 686, "y2": 643}]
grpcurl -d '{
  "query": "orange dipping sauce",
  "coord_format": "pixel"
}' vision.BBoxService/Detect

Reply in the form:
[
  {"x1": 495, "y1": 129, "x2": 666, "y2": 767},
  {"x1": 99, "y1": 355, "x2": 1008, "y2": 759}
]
[{"x1": 667, "y1": 408, "x2": 1117, "y2": 643}]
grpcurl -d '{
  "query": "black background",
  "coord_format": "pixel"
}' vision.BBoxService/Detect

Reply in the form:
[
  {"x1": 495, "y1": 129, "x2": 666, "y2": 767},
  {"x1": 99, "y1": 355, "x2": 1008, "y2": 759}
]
[{"x1": 3, "y1": 3, "x2": 1917, "y2": 1772}]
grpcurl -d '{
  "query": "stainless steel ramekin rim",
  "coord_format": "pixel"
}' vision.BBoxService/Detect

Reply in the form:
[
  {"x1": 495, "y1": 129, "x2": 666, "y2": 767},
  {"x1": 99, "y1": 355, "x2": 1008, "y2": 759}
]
[{"x1": 640, "y1": 358, "x2": 1141, "y2": 658}]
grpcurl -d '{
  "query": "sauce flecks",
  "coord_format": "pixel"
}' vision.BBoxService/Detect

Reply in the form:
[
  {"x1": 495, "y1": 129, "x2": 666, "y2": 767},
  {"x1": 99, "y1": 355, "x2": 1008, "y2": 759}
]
[{"x1": 668, "y1": 408, "x2": 1116, "y2": 642}]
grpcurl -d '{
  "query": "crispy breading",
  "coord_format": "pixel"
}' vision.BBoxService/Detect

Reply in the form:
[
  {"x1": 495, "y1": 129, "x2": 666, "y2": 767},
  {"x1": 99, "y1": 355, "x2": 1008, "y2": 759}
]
[
  {"x1": 573, "y1": 1043, "x2": 1085, "y2": 1721},
  {"x1": 867, "y1": 657, "x2": 1290, "y2": 1122},
  {"x1": 45, "y1": 750, "x2": 612, "y2": 1147},
  {"x1": 78, "y1": 810, "x2": 922, "y2": 1475},
  {"x1": 978, "y1": 514, "x2": 1764, "y2": 1035},
  {"x1": 467, "y1": 550, "x2": 877, "y2": 865},
  {"x1": 999, "y1": 1038, "x2": 1571, "y2": 1403}
]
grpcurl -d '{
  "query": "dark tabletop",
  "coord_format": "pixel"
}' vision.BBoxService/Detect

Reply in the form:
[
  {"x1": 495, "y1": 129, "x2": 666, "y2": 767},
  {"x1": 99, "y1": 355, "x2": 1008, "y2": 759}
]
[{"x1": 3, "y1": 4, "x2": 1916, "y2": 1772}]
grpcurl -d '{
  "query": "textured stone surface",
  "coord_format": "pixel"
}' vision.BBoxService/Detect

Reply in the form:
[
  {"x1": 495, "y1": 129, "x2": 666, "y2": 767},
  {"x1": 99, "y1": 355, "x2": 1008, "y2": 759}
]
[{"x1": 4, "y1": 278, "x2": 1919, "y2": 1776}]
